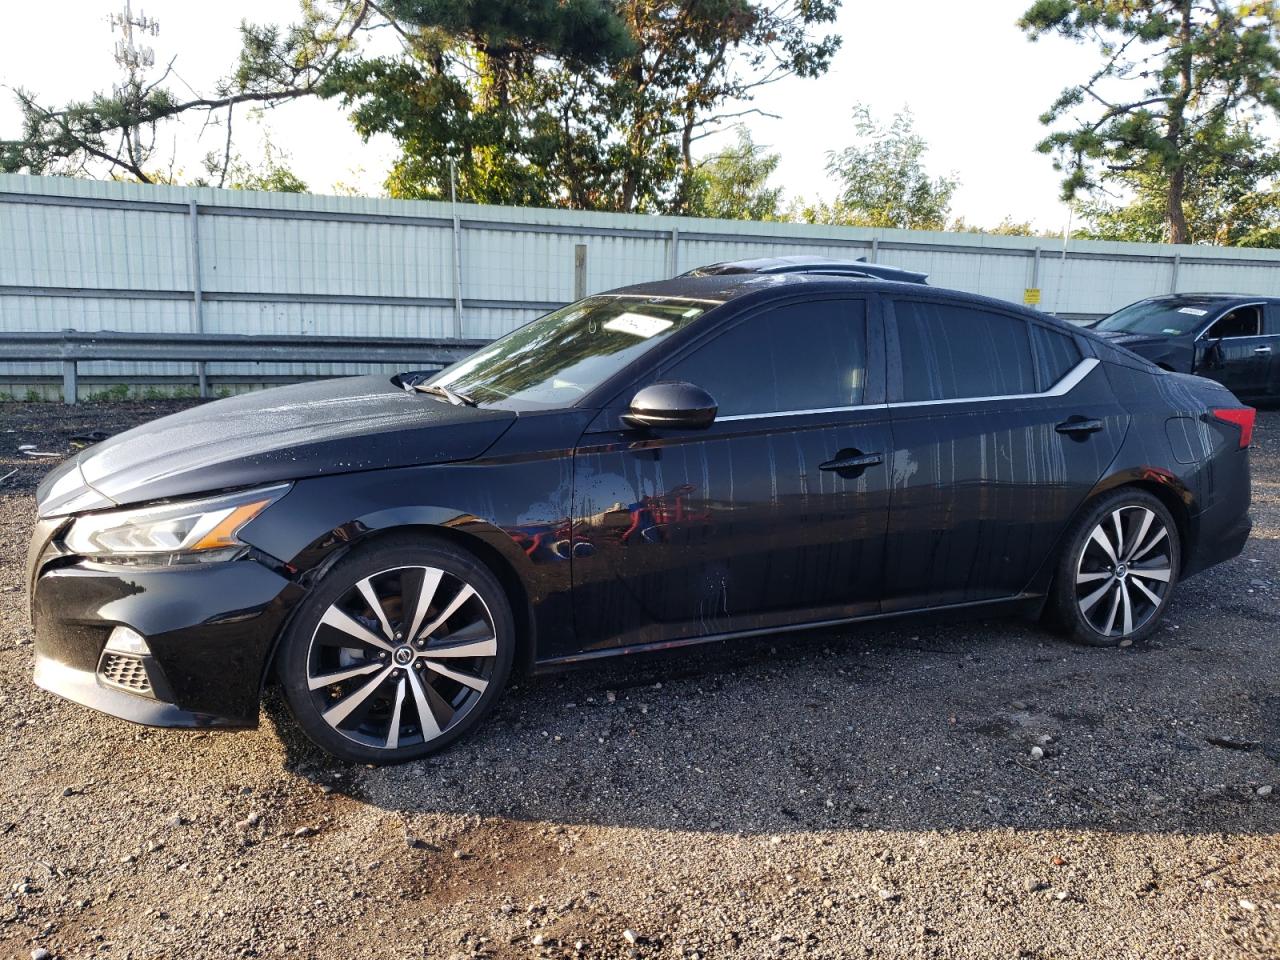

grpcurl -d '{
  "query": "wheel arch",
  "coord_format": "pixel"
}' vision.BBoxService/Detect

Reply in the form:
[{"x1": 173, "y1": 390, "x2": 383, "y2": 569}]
[
  {"x1": 1024, "y1": 468, "x2": 1195, "y2": 600},
  {"x1": 259, "y1": 517, "x2": 539, "y2": 695}
]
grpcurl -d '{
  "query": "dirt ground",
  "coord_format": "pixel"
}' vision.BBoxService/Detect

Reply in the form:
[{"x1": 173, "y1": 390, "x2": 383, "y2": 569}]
[{"x1": 0, "y1": 399, "x2": 1277, "y2": 960}]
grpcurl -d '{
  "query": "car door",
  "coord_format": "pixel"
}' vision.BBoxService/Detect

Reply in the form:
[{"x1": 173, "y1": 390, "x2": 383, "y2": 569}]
[
  {"x1": 882, "y1": 296, "x2": 1129, "y2": 612},
  {"x1": 1193, "y1": 304, "x2": 1269, "y2": 398},
  {"x1": 570, "y1": 294, "x2": 893, "y2": 653},
  {"x1": 1262, "y1": 303, "x2": 1280, "y2": 398}
]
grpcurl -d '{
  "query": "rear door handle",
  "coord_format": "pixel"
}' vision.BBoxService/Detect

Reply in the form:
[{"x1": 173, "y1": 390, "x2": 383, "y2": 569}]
[
  {"x1": 820, "y1": 451, "x2": 883, "y2": 472},
  {"x1": 1254, "y1": 346, "x2": 1273, "y2": 355},
  {"x1": 1056, "y1": 417, "x2": 1104, "y2": 435}
]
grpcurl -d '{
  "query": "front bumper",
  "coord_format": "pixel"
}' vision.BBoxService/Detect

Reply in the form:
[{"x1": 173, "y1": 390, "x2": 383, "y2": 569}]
[{"x1": 29, "y1": 521, "x2": 305, "y2": 728}]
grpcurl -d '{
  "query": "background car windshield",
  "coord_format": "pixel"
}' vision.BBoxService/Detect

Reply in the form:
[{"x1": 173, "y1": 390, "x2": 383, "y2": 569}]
[
  {"x1": 1095, "y1": 300, "x2": 1215, "y2": 336},
  {"x1": 428, "y1": 296, "x2": 713, "y2": 408}
]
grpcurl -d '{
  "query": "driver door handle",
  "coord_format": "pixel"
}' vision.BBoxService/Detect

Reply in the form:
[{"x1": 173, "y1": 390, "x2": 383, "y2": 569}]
[
  {"x1": 1056, "y1": 417, "x2": 1104, "y2": 436},
  {"x1": 820, "y1": 451, "x2": 883, "y2": 472},
  {"x1": 1254, "y1": 345, "x2": 1273, "y2": 355}
]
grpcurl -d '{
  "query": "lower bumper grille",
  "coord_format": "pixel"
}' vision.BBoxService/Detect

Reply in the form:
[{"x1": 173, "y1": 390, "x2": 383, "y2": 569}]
[{"x1": 98, "y1": 653, "x2": 153, "y2": 695}]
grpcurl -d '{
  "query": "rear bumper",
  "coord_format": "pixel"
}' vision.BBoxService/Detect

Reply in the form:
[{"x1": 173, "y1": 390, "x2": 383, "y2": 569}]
[
  {"x1": 1185, "y1": 447, "x2": 1254, "y2": 578},
  {"x1": 29, "y1": 522, "x2": 305, "y2": 728}
]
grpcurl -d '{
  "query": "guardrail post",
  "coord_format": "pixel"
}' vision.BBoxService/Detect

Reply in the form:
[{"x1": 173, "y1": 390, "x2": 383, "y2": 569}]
[
  {"x1": 870, "y1": 237, "x2": 880, "y2": 263},
  {"x1": 668, "y1": 227, "x2": 680, "y2": 276},
  {"x1": 62, "y1": 360, "x2": 78, "y2": 405},
  {"x1": 188, "y1": 200, "x2": 208, "y2": 398},
  {"x1": 1170, "y1": 251, "x2": 1182, "y2": 293}
]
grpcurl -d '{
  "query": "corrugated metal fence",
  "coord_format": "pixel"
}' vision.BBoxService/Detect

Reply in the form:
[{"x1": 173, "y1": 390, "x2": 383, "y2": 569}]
[{"x1": 4, "y1": 173, "x2": 1280, "y2": 397}]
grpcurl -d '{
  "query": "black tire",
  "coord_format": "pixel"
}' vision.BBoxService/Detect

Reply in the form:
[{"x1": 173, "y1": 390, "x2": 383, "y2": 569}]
[
  {"x1": 278, "y1": 535, "x2": 515, "y2": 764},
  {"x1": 1046, "y1": 488, "x2": 1181, "y2": 647}
]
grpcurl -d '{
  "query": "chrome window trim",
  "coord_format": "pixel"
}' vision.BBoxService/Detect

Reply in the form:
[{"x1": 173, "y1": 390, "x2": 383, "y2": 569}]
[
  {"x1": 717, "y1": 402, "x2": 888, "y2": 422},
  {"x1": 712, "y1": 357, "x2": 1099, "y2": 422},
  {"x1": 889, "y1": 357, "x2": 1099, "y2": 408},
  {"x1": 1195, "y1": 301, "x2": 1267, "y2": 341}
]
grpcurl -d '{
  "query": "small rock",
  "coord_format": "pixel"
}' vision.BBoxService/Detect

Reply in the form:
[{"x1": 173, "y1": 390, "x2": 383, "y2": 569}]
[
  {"x1": 531, "y1": 934, "x2": 547, "y2": 946},
  {"x1": 165, "y1": 815, "x2": 186, "y2": 829},
  {"x1": 293, "y1": 826, "x2": 315, "y2": 838},
  {"x1": 877, "y1": 888, "x2": 898, "y2": 902},
  {"x1": 1257, "y1": 785, "x2": 1273, "y2": 797},
  {"x1": 1239, "y1": 898, "x2": 1258, "y2": 912},
  {"x1": 622, "y1": 929, "x2": 639, "y2": 945},
  {"x1": 31, "y1": 949, "x2": 51, "y2": 960},
  {"x1": 1029, "y1": 746, "x2": 1044, "y2": 761},
  {"x1": 1010, "y1": 700, "x2": 1028, "y2": 711},
  {"x1": 60, "y1": 786, "x2": 77, "y2": 798}
]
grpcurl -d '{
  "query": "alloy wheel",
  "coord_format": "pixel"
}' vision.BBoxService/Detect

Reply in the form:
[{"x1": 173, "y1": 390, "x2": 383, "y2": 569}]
[
  {"x1": 306, "y1": 565, "x2": 498, "y2": 751},
  {"x1": 1074, "y1": 505, "x2": 1174, "y2": 640}
]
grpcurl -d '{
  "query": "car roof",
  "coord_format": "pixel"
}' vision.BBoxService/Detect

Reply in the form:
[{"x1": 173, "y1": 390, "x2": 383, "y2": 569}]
[
  {"x1": 609, "y1": 271, "x2": 1089, "y2": 337},
  {"x1": 1140, "y1": 293, "x2": 1280, "y2": 306},
  {"x1": 681, "y1": 255, "x2": 929, "y2": 285}
]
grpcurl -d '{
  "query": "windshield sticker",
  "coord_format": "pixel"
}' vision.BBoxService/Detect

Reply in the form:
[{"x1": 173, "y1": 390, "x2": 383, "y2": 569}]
[
  {"x1": 1177, "y1": 307, "x2": 1208, "y2": 316},
  {"x1": 604, "y1": 313, "x2": 675, "y2": 338}
]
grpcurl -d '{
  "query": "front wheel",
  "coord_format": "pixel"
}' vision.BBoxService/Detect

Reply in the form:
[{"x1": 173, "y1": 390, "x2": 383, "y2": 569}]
[
  {"x1": 1047, "y1": 489, "x2": 1180, "y2": 647},
  {"x1": 278, "y1": 537, "x2": 515, "y2": 764}
]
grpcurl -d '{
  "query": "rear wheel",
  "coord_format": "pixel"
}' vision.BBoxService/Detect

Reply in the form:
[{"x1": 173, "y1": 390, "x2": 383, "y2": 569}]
[
  {"x1": 278, "y1": 537, "x2": 515, "y2": 764},
  {"x1": 1047, "y1": 489, "x2": 1180, "y2": 647}
]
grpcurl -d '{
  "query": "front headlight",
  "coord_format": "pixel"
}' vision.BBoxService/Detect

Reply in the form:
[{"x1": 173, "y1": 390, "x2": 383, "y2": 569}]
[{"x1": 64, "y1": 484, "x2": 290, "y2": 565}]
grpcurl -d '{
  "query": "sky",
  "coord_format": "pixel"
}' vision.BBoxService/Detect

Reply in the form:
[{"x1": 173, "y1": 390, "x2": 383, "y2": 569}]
[{"x1": 0, "y1": 0, "x2": 1100, "y2": 231}]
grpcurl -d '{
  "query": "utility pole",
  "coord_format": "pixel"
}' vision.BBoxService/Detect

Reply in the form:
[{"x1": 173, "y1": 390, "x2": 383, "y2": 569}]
[{"x1": 110, "y1": 1, "x2": 160, "y2": 163}]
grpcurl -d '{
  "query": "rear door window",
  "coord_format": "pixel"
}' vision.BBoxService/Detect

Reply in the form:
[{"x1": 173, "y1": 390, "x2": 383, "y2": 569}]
[{"x1": 893, "y1": 300, "x2": 1036, "y2": 402}]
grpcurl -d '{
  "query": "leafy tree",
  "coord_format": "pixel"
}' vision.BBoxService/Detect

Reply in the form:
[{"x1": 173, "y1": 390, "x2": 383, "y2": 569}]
[
  {"x1": 792, "y1": 106, "x2": 958, "y2": 230},
  {"x1": 217, "y1": 134, "x2": 310, "y2": 193},
  {"x1": 335, "y1": 0, "x2": 840, "y2": 210},
  {"x1": 2, "y1": 0, "x2": 841, "y2": 213},
  {"x1": 1076, "y1": 121, "x2": 1280, "y2": 246},
  {"x1": 685, "y1": 126, "x2": 782, "y2": 220},
  {"x1": 1019, "y1": 0, "x2": 1280, "y2": 244},
  {"x1": 948, "y1": 215, "x2": 1063, "y2": 238},
  {"x1": 0, "y1": 1, "x2": 359, "y2": 183}
]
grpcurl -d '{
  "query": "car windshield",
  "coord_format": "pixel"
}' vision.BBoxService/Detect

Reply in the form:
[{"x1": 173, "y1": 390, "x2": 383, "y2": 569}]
[
  {"x1": 425, "y1": 295, "x2": 715, "y2": 409},
  {"x1": 1094, "y1": 299, "x2": 1217, "y2": 336}
]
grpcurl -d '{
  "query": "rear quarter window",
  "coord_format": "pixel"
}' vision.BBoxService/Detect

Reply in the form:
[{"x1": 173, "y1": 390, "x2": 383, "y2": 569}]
[{"x1": 1031, "y1": 324, "x2": 1083, "y2": 390}]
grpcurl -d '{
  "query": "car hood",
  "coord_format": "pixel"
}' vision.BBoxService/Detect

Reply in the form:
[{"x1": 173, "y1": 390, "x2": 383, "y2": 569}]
[
  {"x1": 1094, "y1": 331, "x2": 1170, "y2": 348},
  {"x1": 37, "y1": 375, "x2": 518, "y2": 516}
]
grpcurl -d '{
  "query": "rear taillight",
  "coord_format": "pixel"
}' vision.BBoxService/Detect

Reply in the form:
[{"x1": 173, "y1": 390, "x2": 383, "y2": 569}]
[{"x1": 1212, "y1": 407, "x2": 1256, "y2": 448}]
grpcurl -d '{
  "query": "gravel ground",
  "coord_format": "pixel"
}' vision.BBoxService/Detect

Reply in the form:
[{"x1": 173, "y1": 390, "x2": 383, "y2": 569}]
[{"x1": 1, "y1": 399, "x2": 1277, "y2": 960}]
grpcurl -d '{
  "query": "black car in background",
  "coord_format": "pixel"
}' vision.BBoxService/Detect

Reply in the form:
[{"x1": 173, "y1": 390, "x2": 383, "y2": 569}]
[
  {"x1": 1093, "y1": 294, "x2": 1280, "y2": 401},
  {"x1": 28, "y1": 263, "x2": 1255, "y2": 764}
]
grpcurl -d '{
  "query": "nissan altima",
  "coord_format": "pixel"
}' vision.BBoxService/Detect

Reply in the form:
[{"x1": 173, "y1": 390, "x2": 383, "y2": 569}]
[{"x1": 28, "y1": 262, "x2": 1254, "y2": 763}]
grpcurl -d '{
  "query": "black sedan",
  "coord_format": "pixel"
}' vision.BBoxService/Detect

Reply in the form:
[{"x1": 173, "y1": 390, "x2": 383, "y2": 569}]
[
  {"x1": 28, "y1": 265, "x2": 1255, "y2": 764},
  {"x1": 1093, "y1": 293, "x2": 1280, "y2": 401}
]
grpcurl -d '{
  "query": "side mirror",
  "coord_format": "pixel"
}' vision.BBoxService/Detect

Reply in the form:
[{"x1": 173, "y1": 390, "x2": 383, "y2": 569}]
[{"x1": 622, "y1": 381, "x2": 717, "y2": 430}]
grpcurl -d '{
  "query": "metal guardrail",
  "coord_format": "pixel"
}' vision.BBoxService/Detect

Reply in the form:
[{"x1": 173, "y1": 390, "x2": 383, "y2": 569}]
[{"x1": 0, "y1": 331, "x2": 489, "y2": 404}]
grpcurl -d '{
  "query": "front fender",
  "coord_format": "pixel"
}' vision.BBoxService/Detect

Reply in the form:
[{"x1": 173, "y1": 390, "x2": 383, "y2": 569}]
[{"x1": 239, "y1": 458, "x2": 579, "y2": 669}]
